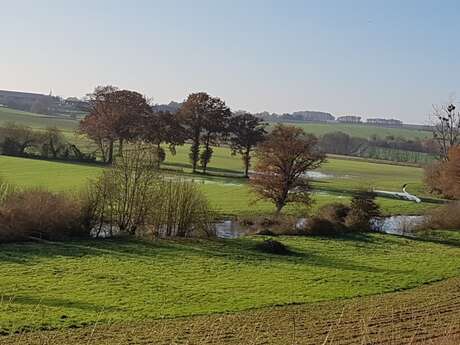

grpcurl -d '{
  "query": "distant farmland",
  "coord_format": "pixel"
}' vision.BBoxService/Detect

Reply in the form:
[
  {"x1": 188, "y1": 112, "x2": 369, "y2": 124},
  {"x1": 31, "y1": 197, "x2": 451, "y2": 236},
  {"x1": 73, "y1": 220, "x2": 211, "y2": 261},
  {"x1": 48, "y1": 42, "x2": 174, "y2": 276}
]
[
  {"x1": 0, "y1": 107, "x2": 431, "y2": 139},
  {"x1": 274, "y1": 122, "x2": 432, "y2": 140},
  {"x1": 0, "y1": 107, "x2": 78, "y2": 131}
]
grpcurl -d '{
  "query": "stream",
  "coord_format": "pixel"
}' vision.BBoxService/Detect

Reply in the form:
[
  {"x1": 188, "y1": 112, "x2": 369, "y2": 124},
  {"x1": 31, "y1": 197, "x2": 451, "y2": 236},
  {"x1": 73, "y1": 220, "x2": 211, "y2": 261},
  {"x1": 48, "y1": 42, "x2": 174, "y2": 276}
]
[{"x1": 215, "y1": 215, "x2": 426, "y2": 239}]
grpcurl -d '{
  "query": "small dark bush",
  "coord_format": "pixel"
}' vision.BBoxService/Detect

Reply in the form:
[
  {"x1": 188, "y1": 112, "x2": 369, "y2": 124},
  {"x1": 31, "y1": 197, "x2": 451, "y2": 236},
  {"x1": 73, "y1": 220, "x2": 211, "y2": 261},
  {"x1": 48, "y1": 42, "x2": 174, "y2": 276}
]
[
  {"x1": 260, "y1": 217, "x2": 280, "y2": 227},
  {"x1": 345, "y1": 191, "x2": 380, "y2": 232},
  {"x1": 0, "y1": 189, "x2": 91, "y2": 243},
  {"x1": 237, "y1": 217, "x2": 255, "y2": 227},
  {"x1": 255, "y1": 229, "x2": 277, "y2": 236},
  {"x1": 318, "y1": 203, "x2": 350, "y2": 224},
  {"x1": 235, "y1": 215, "x2": 297, "y2": 236},
  {"x1": 301, "y1": 217, "x2": 346, "y2": 236},
  {"x1": 255, "y1": 239, "x2": 290, "y2": 255}
]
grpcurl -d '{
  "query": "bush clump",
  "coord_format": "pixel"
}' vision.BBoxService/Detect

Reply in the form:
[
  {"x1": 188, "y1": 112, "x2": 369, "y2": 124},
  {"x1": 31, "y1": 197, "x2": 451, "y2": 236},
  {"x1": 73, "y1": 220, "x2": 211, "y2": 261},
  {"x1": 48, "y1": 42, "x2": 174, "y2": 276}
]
[
  {"x1": 318, "y1": 202, "x2": 350, "y2": 224},
  {"x1": 255, "y1": 239, "x2": 291, "y2": 255},
  {"x1": 0, "y1": 189, "x2": 91, "y2": 242},
  {"x1": 301, "y1": 217, "x2": 346, "y2": 236},
  {"x1": 345, "y1": 191, "x2": 381, "y2": 232},
  {"x1": 423, "y1": 202, "x2": 460, "y2": 230}
]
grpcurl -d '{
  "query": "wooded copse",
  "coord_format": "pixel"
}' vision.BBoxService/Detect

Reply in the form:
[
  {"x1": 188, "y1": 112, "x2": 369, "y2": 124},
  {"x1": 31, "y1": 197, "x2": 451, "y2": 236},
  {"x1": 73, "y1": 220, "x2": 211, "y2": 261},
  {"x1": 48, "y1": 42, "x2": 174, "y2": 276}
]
[{"x1": 79, "y1": 86, "x2": 267, "y2": 175}]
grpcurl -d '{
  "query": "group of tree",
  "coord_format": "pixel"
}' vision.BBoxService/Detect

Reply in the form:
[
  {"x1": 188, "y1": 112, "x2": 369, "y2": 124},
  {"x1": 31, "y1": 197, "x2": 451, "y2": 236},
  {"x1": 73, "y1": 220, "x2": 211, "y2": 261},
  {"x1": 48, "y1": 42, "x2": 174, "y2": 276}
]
[
  {"x1": 0, "y1": 123, "x2": 94, "y2": 162},
  {"x1": 79, "y1": 86, "x2": 267, "y2": 177}
]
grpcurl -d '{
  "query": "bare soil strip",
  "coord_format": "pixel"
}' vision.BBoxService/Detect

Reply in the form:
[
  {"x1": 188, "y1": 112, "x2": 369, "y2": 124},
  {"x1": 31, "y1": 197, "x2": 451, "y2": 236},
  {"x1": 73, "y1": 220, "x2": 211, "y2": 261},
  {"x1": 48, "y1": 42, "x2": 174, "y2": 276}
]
[{"x1": 2, "y1": 277, "x2": 460, "y2": 345}]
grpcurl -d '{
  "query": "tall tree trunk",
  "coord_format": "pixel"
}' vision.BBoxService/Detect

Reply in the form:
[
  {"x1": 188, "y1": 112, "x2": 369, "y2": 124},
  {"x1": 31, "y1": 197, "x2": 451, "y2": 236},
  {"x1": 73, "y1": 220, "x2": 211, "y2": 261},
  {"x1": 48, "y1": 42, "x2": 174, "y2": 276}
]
[
  {"x1": 190, "y1": 140, "x2": 200, "y2": 173},
  {"x1": 275, "y1": 203, "x2": 284, "y2": 216},
  {"x1": 108, "y1": 140, "x2": 114, "y2": 164},
  {"x1": 243, "y1": 147, "x2": 251, "y2": 178},
  {"x1": 156, "y1": 143, "x2": 162, "y2": 169},
  {"x1": 118, "y1": 138, "x2": 124, "y2": 156},
  {"x1": 200, "y1": 136, "x2": 213, "y2": 174}
]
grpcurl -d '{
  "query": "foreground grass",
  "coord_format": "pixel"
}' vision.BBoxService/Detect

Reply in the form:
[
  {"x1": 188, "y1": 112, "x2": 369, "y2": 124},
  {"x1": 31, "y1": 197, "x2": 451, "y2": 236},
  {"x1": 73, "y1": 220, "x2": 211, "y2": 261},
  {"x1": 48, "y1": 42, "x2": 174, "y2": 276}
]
[
  {"x1": 1, "y1": 233, "x2": 460, "y2": 334},
  {"x1": 0, "y1": 155, "x2": 434, "y2": 215},
  {"x1": 2, "y1": 275, "x2": 459, "y2": 344}
]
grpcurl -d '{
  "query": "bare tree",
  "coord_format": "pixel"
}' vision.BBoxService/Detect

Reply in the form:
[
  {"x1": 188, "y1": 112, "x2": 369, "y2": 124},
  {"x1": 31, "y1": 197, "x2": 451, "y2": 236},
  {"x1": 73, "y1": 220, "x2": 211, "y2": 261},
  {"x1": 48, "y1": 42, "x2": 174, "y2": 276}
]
[
  {"x1": 250, "y1": 124, "x2": 325, "y2": 214},
  {"x1": 90, "y1": 143, "x2": 160, "y2": 235},
  {"x1": 432, "y1": 103, "x2": 460, "y2": 161}
]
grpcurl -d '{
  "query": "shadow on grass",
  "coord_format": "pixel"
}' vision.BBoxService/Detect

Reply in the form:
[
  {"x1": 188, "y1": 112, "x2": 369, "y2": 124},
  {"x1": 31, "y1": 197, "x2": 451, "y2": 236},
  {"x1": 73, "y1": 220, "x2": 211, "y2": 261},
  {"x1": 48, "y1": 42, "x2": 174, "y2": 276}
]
[
  {"x1": 0, "y1": 235, "x2": 410, "y2": 275},
  {"x1": 163, "y1": 162, "x2": 244, "y2": 177},
  {"x1": 2, "y1": 295, "x2": 123, "y2": 312}
]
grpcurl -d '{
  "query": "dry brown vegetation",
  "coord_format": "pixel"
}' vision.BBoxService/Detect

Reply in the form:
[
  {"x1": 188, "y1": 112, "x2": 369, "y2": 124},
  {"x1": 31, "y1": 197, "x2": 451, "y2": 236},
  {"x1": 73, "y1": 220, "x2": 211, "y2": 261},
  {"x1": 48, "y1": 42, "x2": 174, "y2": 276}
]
[
  {"x1": 0, "y1": 188, "x2": 89, "y2": 242},
  {"x1": 423, "y1": 202, "x2": 460, "y2": 230},
  {"x1": 2, "y1": 277, "x2": 459, "y2": 345},
  {"x1": 424, "y1": 146, "x2": 460, "y2": 199}
]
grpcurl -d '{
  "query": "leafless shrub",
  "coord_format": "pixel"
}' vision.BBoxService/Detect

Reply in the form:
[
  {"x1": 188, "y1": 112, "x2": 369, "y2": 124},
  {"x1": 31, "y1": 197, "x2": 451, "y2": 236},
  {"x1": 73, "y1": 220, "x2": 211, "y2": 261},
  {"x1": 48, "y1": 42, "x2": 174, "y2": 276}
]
[
  {"x1": 147, "y1": 180, "x2": 215, "y2": 238},
  {"x1": 423, "y1": 202, "x2": 460, "y2": 230},
  {"x1": 236, "y1": 215, "x2": 299, "y2": 235},
  {"x1": 0, "y1": 189, "x2": 89, "y2": 242},
  {"x1": 88, "y1": 144, "x2": 160, "y2": 236}
]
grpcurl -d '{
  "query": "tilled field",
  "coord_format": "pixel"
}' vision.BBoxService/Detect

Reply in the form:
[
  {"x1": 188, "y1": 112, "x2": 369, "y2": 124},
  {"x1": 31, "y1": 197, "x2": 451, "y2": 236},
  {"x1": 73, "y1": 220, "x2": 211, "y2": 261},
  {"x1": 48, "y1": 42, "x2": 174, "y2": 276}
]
[{"x1": 2, "y1": 277, "x2": 460, "y2": 345}]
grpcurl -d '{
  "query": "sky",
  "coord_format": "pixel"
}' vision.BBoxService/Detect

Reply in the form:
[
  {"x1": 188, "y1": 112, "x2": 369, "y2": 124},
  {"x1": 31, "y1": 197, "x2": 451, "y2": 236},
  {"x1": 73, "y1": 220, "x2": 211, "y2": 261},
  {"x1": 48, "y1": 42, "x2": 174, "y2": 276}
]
[{"x1": 1, "y1": 0, "x2": 459, "y2": 124}]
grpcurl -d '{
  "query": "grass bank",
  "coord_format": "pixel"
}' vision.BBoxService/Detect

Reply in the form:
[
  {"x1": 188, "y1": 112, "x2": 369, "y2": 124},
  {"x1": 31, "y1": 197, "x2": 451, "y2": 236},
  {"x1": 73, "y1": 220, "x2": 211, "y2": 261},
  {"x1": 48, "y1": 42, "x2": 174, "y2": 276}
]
[
  {"x1": 1, "y1": 233, "x2": 460, "y2": 333},
  {"x1": 0, "y1": 155, "x2": 434, "y2": 215}
]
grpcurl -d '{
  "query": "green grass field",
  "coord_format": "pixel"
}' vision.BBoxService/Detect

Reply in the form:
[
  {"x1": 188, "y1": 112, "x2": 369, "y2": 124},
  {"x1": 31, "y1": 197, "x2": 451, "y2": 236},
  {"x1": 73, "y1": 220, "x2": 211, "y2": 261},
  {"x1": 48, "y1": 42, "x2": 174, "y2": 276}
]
[
  {"x1": 0, "y1": 107, "x2": 78, "y2": 131},
  {"x1": 1, "y1": 233, "x2": 459, "y2": 333},
  {"x1": 0, "y1": 108, "x2": 456, "y2": 344},
  {"x1": 274, "y1": 122, "x2": 431, "y2": 139},
  {"x1": 0, "y1": 154, "x2": 433, "y2": 216}
]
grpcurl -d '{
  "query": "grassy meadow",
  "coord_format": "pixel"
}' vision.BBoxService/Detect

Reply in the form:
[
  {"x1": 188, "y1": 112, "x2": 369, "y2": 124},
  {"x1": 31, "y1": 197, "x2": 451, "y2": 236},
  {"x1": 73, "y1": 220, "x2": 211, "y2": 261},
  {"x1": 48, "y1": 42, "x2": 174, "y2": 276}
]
[
  {"x1": 0, "y1": 107, "x2": 78, "y2": 131},
  {"x1": 1, "y1": 233, "x2": 460, "y2": 333},
  {"x1": 0, "y1": 106, "x2": 454, "y2": 344},
  {"x1": 273, "y1": 122, "x2": 432, "y2": 139},
  {"x1": 0, "y1": 152, "x2": 434, "y2": 216}
]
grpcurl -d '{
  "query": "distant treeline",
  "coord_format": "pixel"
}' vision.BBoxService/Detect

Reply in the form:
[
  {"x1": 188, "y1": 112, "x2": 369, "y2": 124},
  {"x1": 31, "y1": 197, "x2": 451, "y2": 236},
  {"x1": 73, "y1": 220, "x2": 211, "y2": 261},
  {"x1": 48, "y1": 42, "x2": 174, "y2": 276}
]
[
  {"x1": 252, "y1": 111, "x2": 432, "y2": 130},
  {"x1": 319, "y1": 131, "x2": 438, "y2": 164},
  {"x1": 0, "y1": 123, "x2": 95, "y2": 162}
]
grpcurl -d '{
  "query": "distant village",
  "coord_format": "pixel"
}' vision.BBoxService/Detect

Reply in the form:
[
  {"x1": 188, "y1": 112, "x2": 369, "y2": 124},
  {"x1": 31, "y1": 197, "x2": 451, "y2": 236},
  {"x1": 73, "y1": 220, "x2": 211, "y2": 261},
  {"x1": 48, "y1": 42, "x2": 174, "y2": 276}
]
[{"x1": 0, "y1": 89, "x2": 421, "y2": 129}]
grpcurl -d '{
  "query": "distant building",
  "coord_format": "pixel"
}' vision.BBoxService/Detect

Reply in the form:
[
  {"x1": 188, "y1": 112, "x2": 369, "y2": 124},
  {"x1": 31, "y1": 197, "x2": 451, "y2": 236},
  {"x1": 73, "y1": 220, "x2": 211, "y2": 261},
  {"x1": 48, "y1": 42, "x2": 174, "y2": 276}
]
[
  {"x1": 337, "y1": 115, "x2": 362, "y2": 124},
  {"x1": 366, "y1": 118, "x2": 403, "y2": 127}
]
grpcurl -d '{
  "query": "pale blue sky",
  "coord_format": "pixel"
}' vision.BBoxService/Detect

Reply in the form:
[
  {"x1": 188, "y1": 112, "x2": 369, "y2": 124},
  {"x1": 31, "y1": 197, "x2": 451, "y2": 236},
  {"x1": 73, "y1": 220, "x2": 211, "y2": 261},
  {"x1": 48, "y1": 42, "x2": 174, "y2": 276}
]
[{"x1": 1, "y1": 0, "x2": 459, "y2": 123}]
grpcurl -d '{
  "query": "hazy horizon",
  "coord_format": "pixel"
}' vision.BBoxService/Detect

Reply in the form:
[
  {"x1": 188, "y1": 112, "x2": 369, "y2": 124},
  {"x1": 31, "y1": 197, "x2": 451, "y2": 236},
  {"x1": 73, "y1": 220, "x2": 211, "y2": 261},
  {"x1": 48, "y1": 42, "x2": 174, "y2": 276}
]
[{"x1": 1, "y1": 0, "x2": 459, "y2": 124}]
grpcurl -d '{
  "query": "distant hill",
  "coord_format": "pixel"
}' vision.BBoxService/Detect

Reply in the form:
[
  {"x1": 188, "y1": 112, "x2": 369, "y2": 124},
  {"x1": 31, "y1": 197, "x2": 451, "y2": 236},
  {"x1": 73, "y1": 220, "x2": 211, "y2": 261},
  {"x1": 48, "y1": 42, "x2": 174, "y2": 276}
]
[
  {"x1": 254, "y1": 110, "x2": 335, "y2": 123},
  {"x1": 0, "y1": 89, "x2": 87, "y2": 119},
  {"x1": 152, "y1": 101, "x2": 183, "y2": 113}
]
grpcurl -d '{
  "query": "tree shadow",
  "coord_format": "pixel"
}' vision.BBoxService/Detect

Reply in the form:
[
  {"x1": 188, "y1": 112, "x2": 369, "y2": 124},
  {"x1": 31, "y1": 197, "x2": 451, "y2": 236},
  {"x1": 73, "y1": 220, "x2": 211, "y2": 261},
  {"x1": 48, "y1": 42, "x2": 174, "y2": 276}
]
[
  {"x1": 0, "y1": 235, "x2": 412, "y2": 276},
  {"x1": 2, "y1": 295, "x2": 123, "y2": 312}
]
